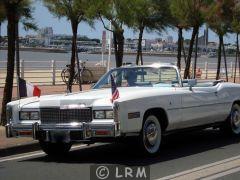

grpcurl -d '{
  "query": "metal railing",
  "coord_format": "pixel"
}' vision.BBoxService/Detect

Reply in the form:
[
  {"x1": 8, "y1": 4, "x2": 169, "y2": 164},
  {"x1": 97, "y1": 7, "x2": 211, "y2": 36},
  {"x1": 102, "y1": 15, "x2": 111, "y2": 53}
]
[
  {"x1": 1, "y1": 60, "x2": 240, "y2": 87},
  {"x1": 0, "y1": 60, "x2": 107, "y2": 87},
  {"x1": 179, "y1": 62, "x2": 240, "y2": 81}
]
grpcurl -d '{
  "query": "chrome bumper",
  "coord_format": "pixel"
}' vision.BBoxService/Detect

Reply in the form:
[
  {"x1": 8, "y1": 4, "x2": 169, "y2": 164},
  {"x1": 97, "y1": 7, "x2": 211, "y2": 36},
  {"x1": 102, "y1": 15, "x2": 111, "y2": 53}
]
[
  {"x1": 5, "y1": 123, "x2": 33, "y2": 137},
  {"x1": 6, "y1": 121, "x2": 121, "y2": 143},
  {"x1": 5, "y1": 124, "x2": 13, "y2": 138},
  {"x1": 33, "y1": 122, "x2": 120, "y2": 143}
]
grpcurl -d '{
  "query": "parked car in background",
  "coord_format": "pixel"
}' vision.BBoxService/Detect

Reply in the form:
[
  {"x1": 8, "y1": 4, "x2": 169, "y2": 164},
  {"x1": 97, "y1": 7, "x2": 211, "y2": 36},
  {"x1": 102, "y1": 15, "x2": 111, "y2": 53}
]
[{"x1": 5, "y1": 63, "x2": 240, "y2": 156}]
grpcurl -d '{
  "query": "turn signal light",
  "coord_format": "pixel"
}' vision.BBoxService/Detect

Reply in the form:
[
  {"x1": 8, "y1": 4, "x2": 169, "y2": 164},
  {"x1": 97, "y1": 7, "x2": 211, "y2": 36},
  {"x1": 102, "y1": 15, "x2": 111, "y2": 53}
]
[{"x1": 95, "y1": 130, "x2": 110, "y2": 136}]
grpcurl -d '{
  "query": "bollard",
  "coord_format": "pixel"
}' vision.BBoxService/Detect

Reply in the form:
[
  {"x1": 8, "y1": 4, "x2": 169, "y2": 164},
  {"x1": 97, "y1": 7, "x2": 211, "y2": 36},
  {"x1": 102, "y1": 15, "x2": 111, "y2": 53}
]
[
  {"x1": 51, "y1": 60, "x2": 56, "y2": 85},
  {"x1": 20, "y1": 59, "x2": 24, "y2": 79},
  {"x1": 205, "y1": 62, "x2": 208, "y2": 79}
]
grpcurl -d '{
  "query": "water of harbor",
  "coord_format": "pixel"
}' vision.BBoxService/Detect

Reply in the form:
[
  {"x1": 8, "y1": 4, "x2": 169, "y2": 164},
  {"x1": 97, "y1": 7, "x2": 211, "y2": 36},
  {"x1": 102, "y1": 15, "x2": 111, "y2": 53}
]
[{"x1": 0, "y1": 50, "x2": 236, "y2": 69}]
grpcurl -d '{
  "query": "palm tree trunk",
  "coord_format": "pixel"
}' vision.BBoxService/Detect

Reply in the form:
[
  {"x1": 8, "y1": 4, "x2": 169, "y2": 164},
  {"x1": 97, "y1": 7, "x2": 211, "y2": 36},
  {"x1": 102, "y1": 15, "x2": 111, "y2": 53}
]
[
  {"x1": 0, "y1": 22, "x2": 2, "y2": 43},
  {"x1": 184, "y1": 26, "x2": 199, "y2": 79},
  {"x1": 238, "y1": 35, "x2": 240, "y2": 82},
  {"x1": 216, "y1": 35, "x2": 222, "y2": 80},
  {"x1": 16, "y1": 20, "x2": 20, "y2": 78},
  {"x1": 193, "y1": 29, "x2": 199, "y2": 79},
  {"x1": 113, "y1": 31, "x2": 118, "y2": 66},
  {"x1": 117, "y1": 30, "x2": 124, "y2": 67},
  {"x1": 68, "y1": 21, "x2": 78, "y2": 93},
  {"x1": 177, "y1": 27, "x2": 183, "y2": 70},
  {"x1": 222, "y1": 39, "x2": 228, "y2": 82},
  {"x1": 136, "y1": 26, "x2": 144, "y2": 65},
  {"x1": 182, "y1": 37, "x2": 187, "y2": 65},
  {"x1": 1, "y1": 8, "x2": 16, "y2": 125},
  {"x1": 140, "y1": 47, "x2": 143, "y2": 65},
  {"x1": 75, "y1": 33, "x2": 82, "y2": 91},
  {"x1": 234, "y1": 33, "x2": 238, "y2": 83},
  {"x1": 113, "y1": 30, "x2": 124, "y2": 68}
]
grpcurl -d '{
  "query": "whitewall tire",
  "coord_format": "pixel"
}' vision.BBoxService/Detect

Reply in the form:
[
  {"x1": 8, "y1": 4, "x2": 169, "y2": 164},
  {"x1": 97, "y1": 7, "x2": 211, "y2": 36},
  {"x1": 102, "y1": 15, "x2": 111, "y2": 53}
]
[
  {"x1": 140, "y1": 115, "x2": 162, "y2": 155},
  {"x1": 221, "y1": 104, "x2": 240, "y2": 136}
]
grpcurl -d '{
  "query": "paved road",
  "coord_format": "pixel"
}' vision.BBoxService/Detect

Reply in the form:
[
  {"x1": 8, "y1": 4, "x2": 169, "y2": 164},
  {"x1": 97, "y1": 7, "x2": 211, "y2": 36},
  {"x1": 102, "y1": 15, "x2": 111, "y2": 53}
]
[{"x1": 1, "y1": 129, "x2": 240, "y2": 180}]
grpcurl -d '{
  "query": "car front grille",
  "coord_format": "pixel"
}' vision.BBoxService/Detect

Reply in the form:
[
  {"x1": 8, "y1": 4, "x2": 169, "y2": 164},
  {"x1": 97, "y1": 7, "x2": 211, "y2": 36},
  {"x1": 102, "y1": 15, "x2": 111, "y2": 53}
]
[{"x1": 40, "y1": 108, "x2": 92, "y2": 124}]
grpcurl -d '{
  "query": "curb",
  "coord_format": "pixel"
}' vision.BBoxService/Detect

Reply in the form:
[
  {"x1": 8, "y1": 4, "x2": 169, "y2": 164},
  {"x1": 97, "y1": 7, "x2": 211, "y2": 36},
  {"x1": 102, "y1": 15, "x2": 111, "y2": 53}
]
[{"x1": 0, "y1": 141, "x2": 40, "y2": 158}]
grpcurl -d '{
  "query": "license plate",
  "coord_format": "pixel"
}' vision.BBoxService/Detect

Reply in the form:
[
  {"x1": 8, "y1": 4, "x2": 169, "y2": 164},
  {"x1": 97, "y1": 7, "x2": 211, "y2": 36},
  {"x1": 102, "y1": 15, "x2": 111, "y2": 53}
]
[
  {"x1": 50, "y1": 131, "x2": 70, "y2": 142},
  {"x1": 70, "y1": 131, "x2": 83, "y2": 140}
]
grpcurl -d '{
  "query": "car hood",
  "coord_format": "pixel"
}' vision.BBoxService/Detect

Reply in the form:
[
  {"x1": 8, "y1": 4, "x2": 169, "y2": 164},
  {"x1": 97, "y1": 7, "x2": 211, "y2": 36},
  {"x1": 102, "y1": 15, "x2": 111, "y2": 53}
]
[{"x1": 17, "y1": 87, "x2": 177, "y2": 109}]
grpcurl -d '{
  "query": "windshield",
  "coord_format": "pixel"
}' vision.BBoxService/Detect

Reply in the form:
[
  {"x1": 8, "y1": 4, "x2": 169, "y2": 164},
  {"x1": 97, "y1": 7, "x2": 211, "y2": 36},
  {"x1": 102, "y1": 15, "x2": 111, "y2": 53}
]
[{"x1": 92, "y1": 66, "x2": 180, "y2": 89}]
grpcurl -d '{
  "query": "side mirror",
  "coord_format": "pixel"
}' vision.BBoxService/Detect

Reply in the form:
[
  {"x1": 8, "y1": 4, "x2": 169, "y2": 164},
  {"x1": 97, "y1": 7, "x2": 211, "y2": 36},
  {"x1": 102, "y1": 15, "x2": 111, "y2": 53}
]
[{"x1": 188, "y1": 79, "x2": 197, "y2": 91}]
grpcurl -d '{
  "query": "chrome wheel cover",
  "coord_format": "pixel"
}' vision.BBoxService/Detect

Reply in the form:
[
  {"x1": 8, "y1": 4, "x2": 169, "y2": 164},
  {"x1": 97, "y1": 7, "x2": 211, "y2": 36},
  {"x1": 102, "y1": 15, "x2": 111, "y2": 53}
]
[
  {"x1": 143, "y1": 116, "x2": 161, "y2": 154},
  {"x1": 231, "y1": 109, "x2": 240, "y2": 134}
]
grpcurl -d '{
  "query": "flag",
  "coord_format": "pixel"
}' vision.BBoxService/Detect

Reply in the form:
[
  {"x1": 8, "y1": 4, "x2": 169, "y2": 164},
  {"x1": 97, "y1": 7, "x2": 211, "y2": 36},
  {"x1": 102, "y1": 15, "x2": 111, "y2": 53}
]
[
  {"x1": 19, "y1": 78, "x2": 41, "y2": 98},
  {"x1": 110, "y1": 74, "x2": 119, "y2": 102}
]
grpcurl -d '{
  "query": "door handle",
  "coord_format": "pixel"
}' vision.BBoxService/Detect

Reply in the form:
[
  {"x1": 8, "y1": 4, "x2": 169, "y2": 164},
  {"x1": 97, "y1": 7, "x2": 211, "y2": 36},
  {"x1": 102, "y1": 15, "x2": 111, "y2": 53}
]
[{"x1": 214, "y1": 92, "x2": 218, "y2": 96}]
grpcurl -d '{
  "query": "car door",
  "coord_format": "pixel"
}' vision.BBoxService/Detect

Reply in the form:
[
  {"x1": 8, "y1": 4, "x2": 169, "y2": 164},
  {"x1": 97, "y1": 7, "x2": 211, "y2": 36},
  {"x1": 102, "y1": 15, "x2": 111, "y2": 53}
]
[{"x1": 179, "y1": 85, "x2": 220, "y2": 128}]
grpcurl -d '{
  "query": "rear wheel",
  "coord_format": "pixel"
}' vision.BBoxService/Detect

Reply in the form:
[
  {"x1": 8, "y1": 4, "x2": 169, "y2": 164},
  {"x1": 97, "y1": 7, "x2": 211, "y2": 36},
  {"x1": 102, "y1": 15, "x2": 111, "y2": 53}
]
[
  {"x1": 139, "y1": 115, "x2": 162, "y2": 155},
  {"x1": 39, "y1": 141, "x2": 72, "y2": 156},
  {"x1": 81, "y1": 69, "x2": 93, "y2": 84},
  {"x1": 221, "y1": 104, "x2": 240, "y2": 136}
]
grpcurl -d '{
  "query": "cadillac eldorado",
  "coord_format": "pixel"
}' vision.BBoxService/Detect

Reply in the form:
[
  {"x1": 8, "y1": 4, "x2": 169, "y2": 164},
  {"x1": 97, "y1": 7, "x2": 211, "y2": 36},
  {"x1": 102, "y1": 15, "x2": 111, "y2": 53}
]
[{"x1": 5, "y1": 63, "x2": 240, "y2": 155}]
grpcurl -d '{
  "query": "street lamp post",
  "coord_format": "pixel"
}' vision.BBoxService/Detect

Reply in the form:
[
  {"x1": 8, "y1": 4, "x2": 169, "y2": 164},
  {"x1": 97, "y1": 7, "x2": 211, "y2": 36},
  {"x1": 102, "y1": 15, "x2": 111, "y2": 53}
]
[{"x1": 107, "y1": 21, "x2": 112, "y2": 72}]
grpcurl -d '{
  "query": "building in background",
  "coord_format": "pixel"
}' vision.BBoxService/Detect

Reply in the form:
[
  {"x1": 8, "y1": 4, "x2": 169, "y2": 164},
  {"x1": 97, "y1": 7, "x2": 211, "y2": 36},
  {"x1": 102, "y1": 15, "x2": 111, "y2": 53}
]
[
  {"x1": 166, "y1": 36, "x2": 173, "y2": 44},
  {"x1": 38, "y1": 27, "x2": 54, "y2": 46}
]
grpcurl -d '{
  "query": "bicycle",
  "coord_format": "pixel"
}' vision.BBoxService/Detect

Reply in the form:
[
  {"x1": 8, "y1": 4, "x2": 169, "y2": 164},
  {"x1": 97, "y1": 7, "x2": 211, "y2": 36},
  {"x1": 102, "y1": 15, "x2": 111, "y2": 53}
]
[{"x1": 61, "y1": 60, "x2": 93, "y2": 85}]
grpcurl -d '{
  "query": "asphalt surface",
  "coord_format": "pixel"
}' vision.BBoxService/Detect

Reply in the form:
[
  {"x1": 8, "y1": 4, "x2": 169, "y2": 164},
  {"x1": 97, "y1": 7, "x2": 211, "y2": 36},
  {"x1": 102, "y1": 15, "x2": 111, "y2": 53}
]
[{"x1": 1, "y1": 129, "x2": 240, "y2": 180}]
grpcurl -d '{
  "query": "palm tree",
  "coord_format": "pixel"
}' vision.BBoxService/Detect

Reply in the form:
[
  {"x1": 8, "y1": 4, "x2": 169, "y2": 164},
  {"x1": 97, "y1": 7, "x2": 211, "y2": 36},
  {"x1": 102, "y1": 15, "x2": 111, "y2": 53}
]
[
  {"x1": 170, "y1": 0, "x2": 206, "y2": 78},
  {"x1": 1, "y1": 0, "x2": 23, "y2": 125},
  {"x1": 1, "y1": 0, "x2": 37, "y2": 125},
  {"x1": 0, "y1": 2, "x2": 6, "y2": 43},
  {"x1": 170, "y1": 0, "x2": 190, "y2": 70},
  {"x1": 15, "y1": 0, "x2": 37, "y2": 91},
  {"x1": 231, "y1": 1, "x2": 240, "y2": 82},
  {"x1": 126, "y1": 0, "x2": 171, "y2": 65},
  {"x1": 94, "y1": 0, "x2": 129, "y2": 67},
  {"x1": 43, "y1": 0, "x2": 93, "y2": 92},
  {"x1": 205, "y1": 0, "x2": 234, "y2": 81}
]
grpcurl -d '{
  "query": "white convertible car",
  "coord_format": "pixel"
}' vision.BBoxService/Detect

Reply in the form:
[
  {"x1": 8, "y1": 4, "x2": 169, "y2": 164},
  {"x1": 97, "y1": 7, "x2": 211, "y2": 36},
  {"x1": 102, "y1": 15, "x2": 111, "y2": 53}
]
[{"x1": 5, "y1": 63, "x2": 240, "y2": 155}]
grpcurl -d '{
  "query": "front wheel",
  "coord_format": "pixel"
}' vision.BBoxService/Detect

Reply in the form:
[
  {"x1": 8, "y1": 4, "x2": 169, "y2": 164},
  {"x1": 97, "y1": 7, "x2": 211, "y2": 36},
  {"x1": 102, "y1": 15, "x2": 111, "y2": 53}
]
[
  {"x1": 39, "y1": 141, "x2": 72, "y2": 156},
  {"x1": 61, "y1": 68, "x2": 69, "y2": 85},
  {"x1": 221, "y1": 104, "x2": 240, "y2": 136},
  {"x1": 139, "y1": 115, "x2": 162, "y2": 155}
]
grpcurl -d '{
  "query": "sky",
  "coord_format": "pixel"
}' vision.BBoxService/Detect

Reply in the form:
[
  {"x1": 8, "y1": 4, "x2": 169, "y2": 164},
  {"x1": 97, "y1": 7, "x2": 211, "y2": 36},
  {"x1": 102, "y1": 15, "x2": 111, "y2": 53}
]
[{"x1": 0, "y1": 1, "x2": 237, "y2": 44}]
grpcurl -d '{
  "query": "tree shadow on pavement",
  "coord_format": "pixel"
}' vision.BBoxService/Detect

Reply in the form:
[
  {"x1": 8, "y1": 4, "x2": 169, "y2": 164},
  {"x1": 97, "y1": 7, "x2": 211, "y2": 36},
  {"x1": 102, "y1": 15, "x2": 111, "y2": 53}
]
[{"x1": 22, "y1": 129, "x2": 240, "y2": 166}]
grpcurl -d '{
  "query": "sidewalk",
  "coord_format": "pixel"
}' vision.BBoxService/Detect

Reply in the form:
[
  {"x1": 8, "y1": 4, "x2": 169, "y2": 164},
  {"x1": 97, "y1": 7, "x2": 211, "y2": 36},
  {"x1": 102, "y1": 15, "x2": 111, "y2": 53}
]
[
  {"x1": 0, "y1": 126, "x2": 36, "y2": 150},
  {"x1": 0, "y1": 125, "x2": 40, "y2": 157}
]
